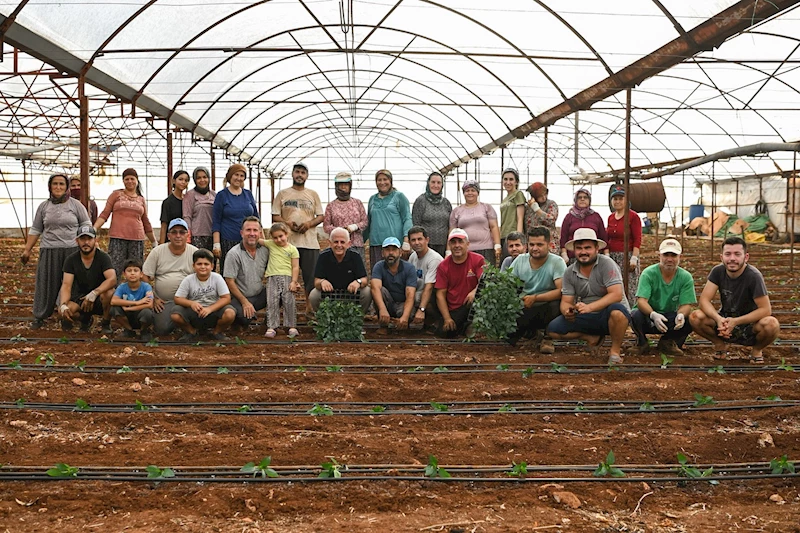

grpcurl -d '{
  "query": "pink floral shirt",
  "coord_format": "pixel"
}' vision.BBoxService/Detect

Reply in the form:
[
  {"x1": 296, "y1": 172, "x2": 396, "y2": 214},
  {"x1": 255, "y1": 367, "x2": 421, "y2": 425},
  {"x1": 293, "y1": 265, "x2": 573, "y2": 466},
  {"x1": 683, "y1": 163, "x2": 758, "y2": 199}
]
[{"x1": 323, "y1": 198, "x2": 368, "y2": 248}]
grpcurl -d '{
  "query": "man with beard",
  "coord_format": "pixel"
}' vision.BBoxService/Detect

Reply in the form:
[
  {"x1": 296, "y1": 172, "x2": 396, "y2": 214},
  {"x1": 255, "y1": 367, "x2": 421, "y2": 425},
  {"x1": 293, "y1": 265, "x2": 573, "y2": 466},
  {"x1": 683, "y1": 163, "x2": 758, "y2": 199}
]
[
  {"x1": 58, "y1": 225, "x2": 116, "y2": 332},
  {"x1": 508, "y1": 226, "x2": 566, "y2": 352},
  {"x1": 370, "y1": 237, "x2": 417, "y2": 329},
  {"x1": 407, "y1": 226, "x2": 443, "y2": 326},
  {"x1": 224, "y1": 216, "x2": 270, "y2": 328},
  {"x1": 689, "y1": 236, "x2": 779, "y2": 363},
  {"x1": 500, "y1": 231, "x2": 527, "y2": 270},
  {"x1": 272, "y1": 162, "x2": 324, "y2": 298},
  {"x1": 142, "y1": 218, "x2": 198, "y2": 335},
  {"x1": 309, "y1": 227, "x2": 371, "y2": 312},
  {"x1": 547, "y1": 228, "x2": 631, "y2": 365},
  {"x1": 630, "y1": 238, "x2": 695, "y2": 357},
  {"x1": 433, "y1": 228, "x2": 485, "y2": 338}
]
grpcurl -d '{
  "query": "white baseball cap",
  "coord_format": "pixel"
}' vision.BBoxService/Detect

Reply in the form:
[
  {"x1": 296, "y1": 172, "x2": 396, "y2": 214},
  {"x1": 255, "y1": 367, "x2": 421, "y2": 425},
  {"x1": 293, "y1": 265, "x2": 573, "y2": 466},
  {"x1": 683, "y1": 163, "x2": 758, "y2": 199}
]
[{"x1": 659, "y1": 238, "x2": 682, "y2": 255}]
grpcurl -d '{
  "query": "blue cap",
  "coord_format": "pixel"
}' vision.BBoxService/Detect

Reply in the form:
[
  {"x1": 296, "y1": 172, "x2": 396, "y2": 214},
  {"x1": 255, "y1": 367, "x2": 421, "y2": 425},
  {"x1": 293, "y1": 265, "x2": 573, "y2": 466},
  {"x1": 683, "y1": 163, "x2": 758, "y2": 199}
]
[
  {"x1": 382, "y1": 237, "x2": 401, "y2": 248},
  {"x1": 168, "y1": 218, "x2": 189, "y2": 231}
]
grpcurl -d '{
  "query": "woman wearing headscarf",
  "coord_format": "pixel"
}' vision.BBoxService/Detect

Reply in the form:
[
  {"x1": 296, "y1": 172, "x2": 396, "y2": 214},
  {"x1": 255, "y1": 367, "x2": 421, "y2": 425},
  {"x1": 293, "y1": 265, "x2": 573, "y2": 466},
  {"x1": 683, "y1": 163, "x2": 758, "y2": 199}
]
[
  {"x1": 323, "y1": 172, "x2": 368, "y2": 259},
  {"x1": 412, "y1": 171, "x2": 452, "y2": 256},
  {"x1": 366, "y1": 169, "x2": 412, "y2": 268},
  {"x1": 559, "y1": 188, "x2": 607, "y2": 265},
  {"x1": 22, "y1": 173, "x2": 91, "y2": 329},
  {"x1": 449, "y1": 180, "x2": 501, "y2": 266},
  {"x1": 182, "y1": 166, "x2": 216, "y2": 251},
  {"x1": 94, "y1": 168, "x2": 157, "y2": 277},
  {"x1": 212, "y1": 163, "x2": 259, "y2": 276},
  {"x1": 607, "y1": 185, "x2": 642, "y2": 305},
  {"x1": 499, "y1": 168, "x2": 526, "y2": 262},
  {"x1": 524, "y1": 182, "x2": 559, "y2": 253},
  {"x1": 159, "y1": 170, "x2": 190, "y2": 244}
]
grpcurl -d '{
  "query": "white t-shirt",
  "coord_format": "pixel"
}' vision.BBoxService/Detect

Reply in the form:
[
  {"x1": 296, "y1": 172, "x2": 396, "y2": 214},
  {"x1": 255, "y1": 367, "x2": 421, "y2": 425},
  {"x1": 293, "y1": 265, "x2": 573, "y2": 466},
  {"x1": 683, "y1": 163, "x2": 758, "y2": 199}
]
[
  {"x1": 142, "y1": 243, "x2": 198, "y2": 302},
  {"x1": 174, "y1": 272, "x2": 230, "y2": 307}
]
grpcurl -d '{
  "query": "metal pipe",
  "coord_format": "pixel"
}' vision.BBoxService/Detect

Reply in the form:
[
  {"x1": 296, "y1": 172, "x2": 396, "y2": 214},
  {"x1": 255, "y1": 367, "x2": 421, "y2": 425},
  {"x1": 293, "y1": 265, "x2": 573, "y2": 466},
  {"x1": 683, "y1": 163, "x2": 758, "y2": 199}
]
[
  {"x1": 543, "y1": 126, "x2": 548, "y2": 187},
  {"x1": 79, "y1": 73, "x2": 90, "y2": 214},
  {"x1": 680, "y1": 171, "x2": 685, "y2": 250},
  {"x1": 711, "y1": 164, "x2": 716, "y2": 262},
  {"x1": 623, "y1": 89, "x2": 631, "y2": 299},
  {"x1": 210, "y1": 143, "x2": 216, "y2": 190},
  {"x1": 166, "y1": 129, "x2": 173, "y2": 196},
  {"x1": 792, "y1": 153, "x2": 797, "y2": 272}
]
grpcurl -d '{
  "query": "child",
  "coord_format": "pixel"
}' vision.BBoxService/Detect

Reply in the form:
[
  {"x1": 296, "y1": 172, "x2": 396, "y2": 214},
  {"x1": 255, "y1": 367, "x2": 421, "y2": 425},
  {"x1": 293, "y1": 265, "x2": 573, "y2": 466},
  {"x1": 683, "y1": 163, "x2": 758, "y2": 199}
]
[
  {"x1": 110, "y1": 259, "x2": 154, "y2": 341},
  {"x1": 259, "y1": 222, "x2": 301, "y2": 338},
  {"x1": 171, "y1": 249, "x2": 236, "y2": 342}
]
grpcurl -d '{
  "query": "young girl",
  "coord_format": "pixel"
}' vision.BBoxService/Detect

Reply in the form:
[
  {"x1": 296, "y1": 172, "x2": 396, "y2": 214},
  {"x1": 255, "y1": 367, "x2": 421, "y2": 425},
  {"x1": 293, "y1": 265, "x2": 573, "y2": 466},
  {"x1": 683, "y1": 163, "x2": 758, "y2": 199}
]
[{"x1": 260, "y1": 222, "x2": 301, "y2": 338}]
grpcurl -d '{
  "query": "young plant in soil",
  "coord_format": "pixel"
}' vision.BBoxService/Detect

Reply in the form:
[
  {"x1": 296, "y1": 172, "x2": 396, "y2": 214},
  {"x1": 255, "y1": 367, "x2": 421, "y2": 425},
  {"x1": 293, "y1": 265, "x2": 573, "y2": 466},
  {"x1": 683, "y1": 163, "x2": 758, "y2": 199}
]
[
  {"x1": 35, "y1": 352, "x2": 56, "y2": 366},
  {"x1": 46, "y1": 463, "x2": 79, "y2": 478},
  {"x1": 312, "y1": 299, "x2": 364, "y2": 342},
  {"x1": 241, "y1": 457, "x2": 279, "y2": 478},
  {"x1": 470, "y1": 264, "x2": 523, "y2": 341},
  {"x1": 74, "y1": 398, "x2": 91, "y2": 411},
  {"x1": 146, "y1": 465, "x2": 176, "y2": 479},
  {"x1": 424, "y1": 455, "x2": 451, "y2": 478},
  {"x1": 319, "y1": 458, "x2": 344, "y2": 478},
  {"x1": 507, "y1": 461, "x2": 528, "y2": 478},
  {"x1": 430, "y1": 401, "x2": 449, "y2": 412},
  {"x1": 676, "y1": 452, "x2": 717, "y2": 484},
  {"x1": 307, "y1": 403, "x2": 333, "y2": 416},
  {"x1": 769, "y1": 455, "x2": 795, "y2": 474},
  {"x1": 593, "y1": 450, "x2": 625, "y2": 478},
  {"x1": 692, "y1": 393, "x2": 715, "y2": 406}
]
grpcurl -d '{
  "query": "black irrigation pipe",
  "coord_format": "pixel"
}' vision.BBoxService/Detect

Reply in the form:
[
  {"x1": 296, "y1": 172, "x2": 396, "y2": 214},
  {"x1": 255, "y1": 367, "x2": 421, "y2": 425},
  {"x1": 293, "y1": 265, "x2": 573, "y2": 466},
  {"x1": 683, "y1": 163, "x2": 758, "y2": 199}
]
[{"x1": 3, "y1": 399, "x2": 798, "y2": 416}]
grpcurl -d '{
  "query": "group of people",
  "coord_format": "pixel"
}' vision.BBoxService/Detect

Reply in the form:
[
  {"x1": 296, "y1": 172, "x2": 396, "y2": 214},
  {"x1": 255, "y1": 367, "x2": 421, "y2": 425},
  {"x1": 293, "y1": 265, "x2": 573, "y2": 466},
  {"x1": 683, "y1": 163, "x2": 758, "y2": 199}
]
[{"x1": 21, "y1": 164, "x2": 780, "y2": 362}]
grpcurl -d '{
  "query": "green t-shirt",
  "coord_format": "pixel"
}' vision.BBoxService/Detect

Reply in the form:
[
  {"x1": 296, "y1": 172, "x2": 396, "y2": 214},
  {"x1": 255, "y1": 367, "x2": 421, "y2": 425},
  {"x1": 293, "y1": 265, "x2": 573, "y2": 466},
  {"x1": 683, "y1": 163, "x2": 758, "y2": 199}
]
[
  {"x1": 635, "y1": 264, "x2": 696, "y2": 313},
  {"x1": 500, "y1": 190, "x2": 526, "y2": 238},
  {"x1": 511, "y1": 252, "x2": 567, "y2": 297}
]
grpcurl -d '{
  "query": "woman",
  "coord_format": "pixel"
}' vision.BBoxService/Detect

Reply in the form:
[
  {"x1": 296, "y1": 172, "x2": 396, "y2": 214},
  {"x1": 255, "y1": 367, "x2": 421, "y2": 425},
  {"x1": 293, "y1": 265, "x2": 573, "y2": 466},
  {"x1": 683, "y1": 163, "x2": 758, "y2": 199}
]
[
  {"x1": 499, "y1": 168, "x2": 526, "y2": 262},
  {"x1": 525, "y1": 182, "x2": 559, "y2": 253},
  {"x1": 182, "y1": 166, "x2": 216, "y2": 251},
  {"x1": 159, "y1": 170, "x2": 190, "y2": 244},
  {"x1": 449, "y1": 180, "x2": 501, "y2": 266},
  {"x1": 366, "y1": 169, "x2": 412, "y2": 268},
  {"x1": 323, "y1": 172, "x2": 367, "y2": 259},
  {"x1": 412, "y1": 171, "x2": 452, "y2": 256},
  {"x1": 212, "y1": 163, "x2": 259, "y2": 276},
  {"x1": 607, "y1": 185, "x2": 642, "y2": 306},
  {"x1": 95, "y1": 168, "x2": 157, "y2": 277},
  {"x1": 22, "y1": 173, "x2": 91, "y2": 329},
  {"x1": 560, "y1": 188, "x2": 607, "y2": 265}
]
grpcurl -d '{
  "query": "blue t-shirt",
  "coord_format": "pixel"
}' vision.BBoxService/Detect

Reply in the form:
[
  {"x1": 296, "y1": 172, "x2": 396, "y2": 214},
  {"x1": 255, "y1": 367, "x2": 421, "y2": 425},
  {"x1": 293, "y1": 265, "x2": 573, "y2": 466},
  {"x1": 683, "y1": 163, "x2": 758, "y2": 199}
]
[
  {"x1": 211, "y1": 188, "x2": 259, "y2": 241},
  {"x1": 114, "y1": 281, "x2": 153, "y2": 302},
  {"x1": 371, "y1": 259, "x2": 417, "y2": 303}
]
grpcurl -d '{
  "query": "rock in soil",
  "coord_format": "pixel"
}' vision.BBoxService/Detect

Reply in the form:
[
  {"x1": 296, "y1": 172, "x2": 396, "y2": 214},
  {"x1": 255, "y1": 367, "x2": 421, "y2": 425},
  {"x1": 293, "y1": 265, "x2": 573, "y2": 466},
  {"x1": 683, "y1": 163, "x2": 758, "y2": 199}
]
[{"x1": 552, "y1": 491, "x2": 582, "y2": 509}]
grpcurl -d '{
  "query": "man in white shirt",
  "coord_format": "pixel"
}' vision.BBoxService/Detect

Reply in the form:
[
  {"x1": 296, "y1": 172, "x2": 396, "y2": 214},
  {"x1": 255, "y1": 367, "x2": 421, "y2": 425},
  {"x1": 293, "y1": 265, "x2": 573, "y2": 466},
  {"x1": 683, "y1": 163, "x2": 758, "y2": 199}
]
[{"x1": 407, "y1": 226, "x2": 443, "y2": 326}]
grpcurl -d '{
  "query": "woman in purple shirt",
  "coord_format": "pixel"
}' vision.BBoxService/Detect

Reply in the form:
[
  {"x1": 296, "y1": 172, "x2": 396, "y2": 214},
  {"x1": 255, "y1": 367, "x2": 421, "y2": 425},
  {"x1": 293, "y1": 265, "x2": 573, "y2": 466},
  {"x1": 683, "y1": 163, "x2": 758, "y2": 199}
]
[{"x1": 559, "y1": 188, "x2": 607, "y2": 265}]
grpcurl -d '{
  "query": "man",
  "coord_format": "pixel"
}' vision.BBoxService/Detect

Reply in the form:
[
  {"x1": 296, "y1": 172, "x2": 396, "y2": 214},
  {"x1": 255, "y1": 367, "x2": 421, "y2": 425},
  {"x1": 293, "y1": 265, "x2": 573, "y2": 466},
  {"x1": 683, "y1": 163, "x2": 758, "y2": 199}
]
[
  {"x1": 142, "y1": 218, "x2": 198, "y2": 335},
  {"x1": 547, "y1": 228, "x2": 631, "y2": 365},
  {"x1": 500, "y1": 231, "x2": 527, "y2": 270},
  {"x1": 433, "y1": 228, "x2": 485, "y2": 338},
  {"x1": 272, "y1": 161, "x2": 324, "y2": 297},
  {"x1": 309, "y1": 227, "x2": 371, "y2": 312},
  {"x1": 69, "y1": 176, "x2": 98, "y2": 224},
  {"x1": 58, "y1": 225, "x2": 116, "y2": 332},
  {"x1": 689, "y1": 236, "x2": 779, "y2": 363},
  {"x1": 631, "y1": 238, "x2": 695, "y2": 357},
  {"x1": 370, "y1": 237, "x2": 417, "y2": 329},
  {"x1": 224, "y1": 216, "x2": 269, "y2": 328},
  {"x1": 407, "y1": 226, "x2": 443, "y2": 326},
  {"x1": 508, "y1": 226, "x2": 566, "y2": 352}
]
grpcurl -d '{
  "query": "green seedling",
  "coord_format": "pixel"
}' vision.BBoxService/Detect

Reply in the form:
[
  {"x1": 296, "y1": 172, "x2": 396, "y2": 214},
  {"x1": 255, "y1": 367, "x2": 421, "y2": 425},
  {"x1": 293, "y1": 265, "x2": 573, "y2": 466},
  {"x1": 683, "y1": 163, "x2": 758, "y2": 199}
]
[
  {"x1": 507, "y1": 460, "x2": 528, "y2": 478},
  {"x1": 676, "y1": 452, "x2": 717, "y2": 484},
  {"x1": 237, "y1": 405, "x2": 253, "y2": 413},
  {"x1": 574, "y1": 404, "x2": 588, "y2": 412},
  {"x1": 707, "y1": 365, "x2": 726, "y2": 374},
  {"x1": 96, "y1": 337, "x2": 109, "y2": 343},
  {"x1": 407, "y1": 365, "x2": 424, "y2": 373},
  {"x1": 117, "y1": 365, "x2": 132, "y2": 374},
  {"x1": 146, "y1": 465, "x2": 176, "y2": 479},
  {"x1": 235, "y1": 336, "x2": 248, "y2": 346},
  {"x1": 166, "y1": 366, "x2": 186, "y2": 373},
  {"x1": 496, "y1": 364, "x2": 509, "y2": 371},
  {"x1": 497, "y1": 403, "x2": 517, "y2": 413},
  {"x1": 551, "y1": 362, "x2": 567, "y2": 373},
  {"x1": 241, "y1": 456, "x2": 279, "y2": 478},
  {"x1": 769, "y1": 455, "x2": 795, "y2": 475},
  {"x1": 430, "y1": 401, "x2": 449, "y2": 412},
  {"x1": 294, "y1": 365, "x2": 306, "y2": 372},
  {"x1": 35, "y1": 352, "x2": 56, "y2": 366},
  {"x1": 74, "y1": 398, "x2": 91, "y2": 411},
  {"x1": 217, "y1": 367, "x2": 229, "y2": 374},
  {"x1": 74, "y1": 360, "x2": 87, "y2": 372},
  {"x1": 8, "y1": 360, "x2": 21, "y2": 370},
  {"x1": 471, "y1": 264, "x2": 524, "y2": 341},
  {"x1": 313, "y1": 299, "x2": 364, "y2": 342},
  {"x1": 134, "y1": 400, "x2": 149, "y2": 411},
  {"x1": 325, "y1": 365, "x2": 342, "y2": 372},
  {"x1": 777, "y1": 358, "x2": 794, "y2": 371},
  {"x1": 521, "y1": 367, "x2": 535, "y2": 378},
  {"x1": 593, "y1": 450, "x2": 625, "y2": 478},
  {"x1": 639, "y1": 402, "x2": 655, "y2": 411},
  {"x1": 432, "y1": 365, "x2": 449, "y2": 373},
  {"x1": 762, "y1": 395, "x2": 782, "y2": 401},
  {"x1": 46, "y1": 463, "x2": 78, "y2": 478},
  {"x1": 193, "y1": 341, "x2": 203, "y2": 346},
  {"x1": 371, "y1": 405, "x2": 386, "y2": 413},
  {"x1": 307, "y1": 403, "x2": 333, "y2": 416},
  {"x1": 146, "y1": 338, "x2": 159, "y2": 347},
  {"x1": 692, "y1": 393, "x2": 715, "y2": 406},
  {"x1": 57, "y1": 336, "x2": 69, "y2": 344},
  {"x1": 660, "y1": 353, "x2": 674, "y2": 368},
  {"x1": 15, "y1": 398, "x2": 25, "y2": 407},
  {"x1": 10, "y1": 334, "x2": 27, "y2": 343},
  {"x1": 424, "y1": 455, "x2": 451, "y2": 478},
  {"x1": 319, "y1": 458, "x2": 344, "y2": 478}
]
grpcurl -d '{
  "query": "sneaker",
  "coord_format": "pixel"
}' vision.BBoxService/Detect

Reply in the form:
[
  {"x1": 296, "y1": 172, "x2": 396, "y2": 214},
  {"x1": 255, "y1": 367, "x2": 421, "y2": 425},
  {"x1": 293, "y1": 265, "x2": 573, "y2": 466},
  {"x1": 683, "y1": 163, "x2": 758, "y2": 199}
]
[
  {"x1": 178, "y1": 332, "x2": 200, "y2": 343},
  {"x1": 121, "y1": 328, "x2": 137, "y2": 338},
  {"x1": 100, "y1": 320, "x2": 113, "y2": 335},
  {"x1": 139, "y1": 330, "x2": 153, "y2": 343},
  {"x1": 630, "y1": 344, "x2": 651, "y2": 356},
  {"x1": 288, "y1": 328, "x2": 299, "y2": 339},
  {"x1": 79, "y1": 316, "x2": 93, "y2": 332},
  {"x1": 264, "y1": 328, "x2": 277, "y2": 338},
  {"x1": 539, "y1": 337, "x2": 555, "y2": 354},
  {"x1": 657, "y1": 339, "x2": 684, "y2": 357},
  {"x1": 211, "y1": 332, "x2": 231, "y2": 342},
  {"x1": 31, "y1": 319, "x2": 44, "y2": 330}
]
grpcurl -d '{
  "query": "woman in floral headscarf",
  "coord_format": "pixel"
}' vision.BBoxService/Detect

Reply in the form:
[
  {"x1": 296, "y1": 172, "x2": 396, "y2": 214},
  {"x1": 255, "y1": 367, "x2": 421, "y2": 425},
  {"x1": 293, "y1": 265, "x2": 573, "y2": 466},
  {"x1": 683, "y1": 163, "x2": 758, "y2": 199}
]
[
  {"x1": 559, "y1": 188, "x2": 607, "y2": 265},
  {"x1": 323, "y1": 172, "x2": 368, "y2": 259},
  {"x1": 524, "y1": 182, "x2": 559, "y2": 253},
  {"x1": 412, "y1": 171, "x2": 452, "y2": 256}
]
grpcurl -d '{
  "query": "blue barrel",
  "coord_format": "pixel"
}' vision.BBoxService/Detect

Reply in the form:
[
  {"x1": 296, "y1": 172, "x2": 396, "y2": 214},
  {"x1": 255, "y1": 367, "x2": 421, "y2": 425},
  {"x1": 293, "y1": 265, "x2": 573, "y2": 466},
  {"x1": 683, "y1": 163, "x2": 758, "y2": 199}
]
[{"x1": 688, "y1": 204, "x2": 705, "y2": 221}]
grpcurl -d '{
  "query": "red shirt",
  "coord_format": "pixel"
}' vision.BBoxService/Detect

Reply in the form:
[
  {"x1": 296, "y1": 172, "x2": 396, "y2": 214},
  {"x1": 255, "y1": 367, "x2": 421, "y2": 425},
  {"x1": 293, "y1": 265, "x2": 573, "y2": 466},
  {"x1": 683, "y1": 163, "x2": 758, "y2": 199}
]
[
  {"x1": 606, "y1": 210, "x2": 642, "y2": 253},
  {"x1": 435, "y1": 252, "x2": 485, "y2": 311}
]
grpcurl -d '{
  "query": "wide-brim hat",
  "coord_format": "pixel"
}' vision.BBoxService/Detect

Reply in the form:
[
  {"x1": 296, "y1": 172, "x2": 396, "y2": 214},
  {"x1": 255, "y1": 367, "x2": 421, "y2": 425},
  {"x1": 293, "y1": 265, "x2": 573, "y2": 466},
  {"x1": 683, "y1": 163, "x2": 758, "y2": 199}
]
[{"x1": 565, "y1": 228, "x2": 607, "y2": 251}]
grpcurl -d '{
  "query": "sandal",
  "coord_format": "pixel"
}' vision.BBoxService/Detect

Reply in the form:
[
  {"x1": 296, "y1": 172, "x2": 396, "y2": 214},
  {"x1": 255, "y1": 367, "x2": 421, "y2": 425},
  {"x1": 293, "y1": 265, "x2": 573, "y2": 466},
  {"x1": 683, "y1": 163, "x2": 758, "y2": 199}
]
[
  {"x1": 584, "y1": 335, "x2": 606, "y2": 356},
  {"x1": 713, "y1": 348, "x2": 728, "y2": 360},
  {"x1": 264, "y1": 328, "x2": 276, "y2": 338},
  {"x1": 750, "y1": 353, "x2": 765, "y2": 365},
  {"x1": 288, "y1": 328, "x2": 299, "y2": 338},
  {"x1": 608, "y1": 354, "x2": 624, "y2": 365}
]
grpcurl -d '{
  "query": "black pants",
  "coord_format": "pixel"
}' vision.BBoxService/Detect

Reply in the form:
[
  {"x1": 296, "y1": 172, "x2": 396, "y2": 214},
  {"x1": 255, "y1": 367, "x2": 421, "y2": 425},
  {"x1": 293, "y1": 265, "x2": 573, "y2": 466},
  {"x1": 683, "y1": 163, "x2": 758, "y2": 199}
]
[
  {"x1": 630, "y1": 309, "x2": 691, "y2": 347},
  {"x1": 432, "y1": 304, "x2": 472, "y2": 338},
  {"x1": 508, "y1": 300, "x2": 560, "y2": 346}
]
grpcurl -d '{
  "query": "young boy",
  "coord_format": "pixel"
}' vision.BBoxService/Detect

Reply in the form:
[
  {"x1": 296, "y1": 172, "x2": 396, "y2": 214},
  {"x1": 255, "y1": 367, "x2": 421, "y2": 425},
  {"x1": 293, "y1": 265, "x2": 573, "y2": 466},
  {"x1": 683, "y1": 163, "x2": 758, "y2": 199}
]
[
  {"x1": 171, "y1": 249, "x2": 236, "y2": 343},
  {"x1": 110, "y1": 259, "x2": 155, "y2": 341}
]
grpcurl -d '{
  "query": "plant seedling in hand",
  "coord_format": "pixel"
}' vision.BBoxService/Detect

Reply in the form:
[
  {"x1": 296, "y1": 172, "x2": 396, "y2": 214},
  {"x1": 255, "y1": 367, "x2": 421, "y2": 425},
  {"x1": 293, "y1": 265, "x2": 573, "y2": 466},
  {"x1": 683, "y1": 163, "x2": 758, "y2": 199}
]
[{"x1": 593, "y1": 450, "x2": 625, "y2": 478}]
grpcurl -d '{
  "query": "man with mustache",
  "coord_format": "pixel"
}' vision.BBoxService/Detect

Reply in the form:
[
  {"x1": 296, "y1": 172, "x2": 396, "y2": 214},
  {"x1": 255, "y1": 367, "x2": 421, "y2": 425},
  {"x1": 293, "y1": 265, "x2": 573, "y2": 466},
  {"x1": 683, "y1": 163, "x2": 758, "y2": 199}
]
[
  {"x1": 547, "y1": 228, "x2": 631, "y2": 365},
  {"x1": 370, "y1": 237, "x2": 417, "y2": 329},
  {"x1": 689, "y1": 236, "x2": 779, "y2": 364}
]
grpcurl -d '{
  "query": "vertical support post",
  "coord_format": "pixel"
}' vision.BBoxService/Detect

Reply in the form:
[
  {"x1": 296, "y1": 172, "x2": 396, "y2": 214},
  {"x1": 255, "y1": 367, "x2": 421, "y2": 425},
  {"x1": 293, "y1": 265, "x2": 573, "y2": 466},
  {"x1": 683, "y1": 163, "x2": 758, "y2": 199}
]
[
  {"x1": 248, "y1": 164, "x2": 253, "y2": 192},
  {"x1": 623, "y1": 88, "x2": 631, "y2": 299},
  {"x1": 166, "y1": 128, "x2": 173, "y2": 196},
  {"x1": 543, "y1": 126, "x2": 548, "y2": 187},
  {"x1": 501, "y1": 146, "x2": 505, "y2": 175},
  {"x1": 680, "y1": 171, "x2": 685, "y2": 249},
  {"x1": 210, "y1": 144, "x2": 216, "y2": 190},
  {"x1": 269, "y1": 172, "x2": 275, "y2": 206},
  {"x1": 22, "y1": 159, "x2": 27, "y2": 238},
  {"x1": 79, "y1": 73, "x2": 90, "y2": 214},
  {"x1": 257, "y1": 167, "x2": 262, "y2": 219},
  {"x1": 792, "y1": 152, "x2": 797, "y2": 272},
  {"x1": 734, "y1": 179, "x2": 739, "y2": 222},
  {"x1": 573, "y1": 112, "x2": 579, "y2": 168},
  {"x1": 710, "y1": 165, "x2": 716, "y2": 262}
]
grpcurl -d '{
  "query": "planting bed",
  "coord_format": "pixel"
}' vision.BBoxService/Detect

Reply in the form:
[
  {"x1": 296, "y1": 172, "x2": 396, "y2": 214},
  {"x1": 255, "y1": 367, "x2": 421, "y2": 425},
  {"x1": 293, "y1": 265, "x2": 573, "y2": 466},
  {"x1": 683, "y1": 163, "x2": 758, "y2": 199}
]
[{"x1": 0, "y1": 235, "x2": 799, "y2": 532}]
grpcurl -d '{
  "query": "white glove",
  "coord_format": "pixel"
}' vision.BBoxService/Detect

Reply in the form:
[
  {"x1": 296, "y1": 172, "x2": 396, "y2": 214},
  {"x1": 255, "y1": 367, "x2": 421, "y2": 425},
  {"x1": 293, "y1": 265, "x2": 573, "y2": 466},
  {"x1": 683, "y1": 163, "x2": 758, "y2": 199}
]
[
  {"x1": 85, "y1": 290, "x2": 98, "y2": 303},
  {"x1": 401, "y1": 242, "x2": 411, "y2": 251},
  {"x1": 674, "y1": 312, "x2": 685, "y2": 329},
  {"x1": 534, "y1": 204, "x2": 543, "y2": 213},
  {"x1": 212, "y1": 243, "x2": 221, "y2": 251},
  {"x1": 650, "y1": 311, "x2": 668, "y2": 333},
  {"x1": 346, "y1": 224, "x2": 359, "y2": 233},
  {"x1": 630, "y1": 255, "x2": 639, "y2": 265},
  {"x1": 493, "y1": 243, "x2": 502, "y2": 251}
]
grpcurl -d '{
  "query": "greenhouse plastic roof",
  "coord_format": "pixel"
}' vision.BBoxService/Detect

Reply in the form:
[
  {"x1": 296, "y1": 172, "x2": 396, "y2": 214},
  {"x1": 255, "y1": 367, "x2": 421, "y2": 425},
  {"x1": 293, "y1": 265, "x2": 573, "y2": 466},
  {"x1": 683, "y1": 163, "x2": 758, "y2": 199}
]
[{"x1": 2, "y1": 0, "x2": 800, "y2": 181}]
